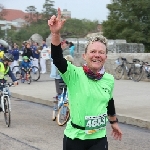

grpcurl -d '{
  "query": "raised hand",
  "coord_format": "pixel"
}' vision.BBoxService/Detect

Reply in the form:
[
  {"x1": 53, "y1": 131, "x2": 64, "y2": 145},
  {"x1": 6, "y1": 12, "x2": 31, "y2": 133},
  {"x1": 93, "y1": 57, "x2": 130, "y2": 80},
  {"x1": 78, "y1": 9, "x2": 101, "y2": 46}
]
[{"x1": 48, "y1": 8, "x2": 66, "y2": 34}]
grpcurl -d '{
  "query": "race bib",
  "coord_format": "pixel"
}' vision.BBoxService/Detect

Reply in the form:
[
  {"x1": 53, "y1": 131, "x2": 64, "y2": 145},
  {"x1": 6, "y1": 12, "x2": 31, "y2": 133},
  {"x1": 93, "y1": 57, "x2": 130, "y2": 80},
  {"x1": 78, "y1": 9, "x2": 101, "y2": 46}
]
[
  {"x1": 85, "y1": 113, "x2": 107, "y2": 134},
  {"x1": 41, "y1": 52, "x2": 49, "y2": 60}
]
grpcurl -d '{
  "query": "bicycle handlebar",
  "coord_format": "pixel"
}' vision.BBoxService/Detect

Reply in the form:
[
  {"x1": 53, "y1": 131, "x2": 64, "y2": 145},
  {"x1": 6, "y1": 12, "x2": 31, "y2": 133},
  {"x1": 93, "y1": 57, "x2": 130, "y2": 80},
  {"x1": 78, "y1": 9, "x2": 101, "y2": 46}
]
[
  {"x1": 141, "y1": 61, "x2": 149, "y2": 64},
  {"x1": 21, "y1": 68, "x2": 32, "y2": 72},
  {"x1": 0, "y1": 82, "x2": 15, "y2": 87},
  {"x1": 119, "y1": 57, "x2": 140, "y2": 64}
]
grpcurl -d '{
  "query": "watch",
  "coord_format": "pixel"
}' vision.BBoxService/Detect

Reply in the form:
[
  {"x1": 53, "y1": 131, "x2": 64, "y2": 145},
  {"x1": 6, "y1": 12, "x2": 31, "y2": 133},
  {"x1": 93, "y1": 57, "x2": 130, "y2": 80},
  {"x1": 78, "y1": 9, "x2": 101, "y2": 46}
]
[{"x1": 109, "y1": 118, "x2": 118, "y2": 124}]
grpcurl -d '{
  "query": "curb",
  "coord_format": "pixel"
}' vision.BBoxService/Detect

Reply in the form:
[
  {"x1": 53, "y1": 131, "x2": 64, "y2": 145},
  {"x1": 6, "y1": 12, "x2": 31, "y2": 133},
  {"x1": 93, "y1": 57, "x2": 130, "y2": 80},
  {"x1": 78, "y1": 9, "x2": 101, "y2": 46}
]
[
  {"x1": 11, "y1": 92, "x2": 150, "y2": 130},
  {"x1": 117, "y1": 115, "x2": 150, "y2": 130},
  {"x1": 11, "y1": 92, "x2": 54, "y2": 107}
]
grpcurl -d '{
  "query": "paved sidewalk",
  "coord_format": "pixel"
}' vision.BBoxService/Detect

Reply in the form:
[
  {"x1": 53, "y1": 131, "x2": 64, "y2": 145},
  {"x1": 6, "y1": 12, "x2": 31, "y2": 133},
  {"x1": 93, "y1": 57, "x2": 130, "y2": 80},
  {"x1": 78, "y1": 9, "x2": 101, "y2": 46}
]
[{"x1": 10, "y1": 73, "x2": 150, "y2": 129}]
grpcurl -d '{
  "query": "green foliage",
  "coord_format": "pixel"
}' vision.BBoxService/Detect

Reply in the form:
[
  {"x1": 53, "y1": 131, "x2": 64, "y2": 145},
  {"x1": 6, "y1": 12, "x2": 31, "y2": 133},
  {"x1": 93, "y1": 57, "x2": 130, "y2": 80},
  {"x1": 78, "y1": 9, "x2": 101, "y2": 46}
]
[
  {"x1": 42, "y1": 0, "x2": 57, "y2": 20},
  {"x1": 7, "y1": 18, "x2": 98, "y2": 47},
  {"x1": 102, "y1": 0, "x2": 150, "y2": 52},
  {"x1": 25, "y1": 6, "x2": 37, "y2": 22},
  {"x1": 62, "y1": 18, "x2": 98, "y2": 38}
]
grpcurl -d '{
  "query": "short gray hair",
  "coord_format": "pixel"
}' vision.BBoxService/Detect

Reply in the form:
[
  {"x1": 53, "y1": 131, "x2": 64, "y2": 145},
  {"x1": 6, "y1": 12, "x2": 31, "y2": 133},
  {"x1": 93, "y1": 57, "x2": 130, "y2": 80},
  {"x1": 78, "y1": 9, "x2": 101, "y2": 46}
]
[{"x1": 85, "y1": 35, "x2": 108, "y2": 54}]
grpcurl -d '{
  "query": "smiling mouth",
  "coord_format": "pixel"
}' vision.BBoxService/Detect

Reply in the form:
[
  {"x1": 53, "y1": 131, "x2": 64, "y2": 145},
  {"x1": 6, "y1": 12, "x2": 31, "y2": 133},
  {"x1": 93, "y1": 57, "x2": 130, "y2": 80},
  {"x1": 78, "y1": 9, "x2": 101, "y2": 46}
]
[{"x1": 92, "y1": 60, "x2": 101, "y2": 63}]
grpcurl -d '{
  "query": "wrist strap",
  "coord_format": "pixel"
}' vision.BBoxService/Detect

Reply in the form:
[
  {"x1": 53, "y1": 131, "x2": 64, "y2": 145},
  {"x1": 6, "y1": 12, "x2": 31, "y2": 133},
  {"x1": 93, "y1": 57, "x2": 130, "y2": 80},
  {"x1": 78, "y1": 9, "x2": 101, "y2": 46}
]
[{"x1": 109, "y1": 118, "x2": 118, "y2": 124}]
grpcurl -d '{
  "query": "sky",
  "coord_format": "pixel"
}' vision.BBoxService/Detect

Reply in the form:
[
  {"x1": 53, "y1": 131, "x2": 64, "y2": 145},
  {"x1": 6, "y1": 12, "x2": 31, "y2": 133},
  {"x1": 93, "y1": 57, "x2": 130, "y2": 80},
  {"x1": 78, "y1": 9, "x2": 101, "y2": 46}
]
[{"x1": 1, "y1": 0, "x2": 111, "y2": 22}]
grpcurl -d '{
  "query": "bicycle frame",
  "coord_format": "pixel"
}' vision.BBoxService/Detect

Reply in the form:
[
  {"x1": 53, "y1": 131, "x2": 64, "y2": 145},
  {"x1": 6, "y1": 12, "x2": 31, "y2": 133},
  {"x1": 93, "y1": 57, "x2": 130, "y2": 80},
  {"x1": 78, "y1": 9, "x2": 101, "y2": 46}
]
[
  {"x1": 115, "y1": 58, "x2": 129, "y2": 73},
  {"x1": 0, "y1": 83, "x2": 12, "y2": 112},
  {"x1": 141, "y1": 62, "x2": 150, "y2": 78},
  {"x1": 21, "y1": 68, "x2": 31, "y2": 81},
  {"x1": 58, "y1": 87, "x2": 68, "y2": 109}
]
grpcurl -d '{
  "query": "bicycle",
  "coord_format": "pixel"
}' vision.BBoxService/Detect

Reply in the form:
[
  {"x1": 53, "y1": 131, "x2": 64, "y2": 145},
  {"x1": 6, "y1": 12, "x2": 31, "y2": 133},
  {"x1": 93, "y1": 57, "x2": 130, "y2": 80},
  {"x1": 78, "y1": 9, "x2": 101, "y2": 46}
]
[
  {"x1": 20, "y1": 68, "x2": 32, "y2": 84},
  {"x1": 0, "y1": 82, "x2": 14, "y2": 127},
  {"x1": 52, "y1": 82, "x2": 70, "y2": 126},
  {"x1": 132, "y1": 61, "x2": 150, "y2": 82},
  {"x1": 12, "y1": 60, "x2": 40, "y2": 81},
  {"x1": 114, "y1": 57, "x2": 140, "y2": 80}
]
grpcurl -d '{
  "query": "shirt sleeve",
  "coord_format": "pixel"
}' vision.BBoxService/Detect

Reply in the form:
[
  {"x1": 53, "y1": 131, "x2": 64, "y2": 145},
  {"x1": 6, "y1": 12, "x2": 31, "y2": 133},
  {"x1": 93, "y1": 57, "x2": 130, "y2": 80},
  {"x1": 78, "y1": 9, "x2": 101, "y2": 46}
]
[
  {"x1": 107, "y1": 80, "x2": 116, "y2": 116},
  {"x1": 51, "y1": 43, "x2": 67, "y2": 74},
  {"x1": 107, "y1": 98, "x2": 116, "y2": 116},
  {"x1": 8, "y1": 68, "x2": 17, "y2": 82}
]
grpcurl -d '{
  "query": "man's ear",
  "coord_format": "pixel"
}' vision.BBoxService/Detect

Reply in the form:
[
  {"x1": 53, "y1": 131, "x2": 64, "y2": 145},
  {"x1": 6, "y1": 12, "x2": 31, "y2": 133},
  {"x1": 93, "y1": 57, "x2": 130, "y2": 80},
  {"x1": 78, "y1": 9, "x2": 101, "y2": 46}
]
[{"x1": 82, "y1": 53, "x2": 86, "y2": 61}]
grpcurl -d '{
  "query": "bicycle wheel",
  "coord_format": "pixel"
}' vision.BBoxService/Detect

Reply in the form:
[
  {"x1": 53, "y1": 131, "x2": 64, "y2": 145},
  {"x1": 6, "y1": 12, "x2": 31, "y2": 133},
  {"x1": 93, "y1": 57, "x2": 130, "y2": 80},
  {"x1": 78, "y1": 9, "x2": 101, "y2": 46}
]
[
  {"x1": 114, "y1": 65, "x2": 124, "y2": 80},
  {"x1": 3, "y1": 97, "x2": 11, "y2": 127},
  {"x1": 52, "y1": 110, "x2": 56, "y2": 121},
  {"x1": 27, "y1": 76, "x2": 32, "y2": 84},
  {"x1": 132, "y1": 66, "x2": 144, "y2": 82},
  {"x1": 31, "y1": 66, "x2": 40, "y2": 81},
  {"x1": 52, "y1": 101, "x2": 58, "y2": 121},
  {"x1": 57, "y1": 103, "x2": 70, "y2": 126},
  {"x1": 12, "y1": 66, "x2": 21, "y2": 80},
  {"x1": 128, "y1": 64, "x2": 135, "y2": 80}
]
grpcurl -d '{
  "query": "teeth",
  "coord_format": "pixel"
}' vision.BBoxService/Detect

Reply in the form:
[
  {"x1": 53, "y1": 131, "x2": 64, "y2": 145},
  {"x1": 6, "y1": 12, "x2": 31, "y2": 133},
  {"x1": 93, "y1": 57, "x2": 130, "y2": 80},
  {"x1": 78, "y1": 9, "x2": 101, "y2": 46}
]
[{"x1": 92, "y1": 60, "x2": 100, "y2": 62}]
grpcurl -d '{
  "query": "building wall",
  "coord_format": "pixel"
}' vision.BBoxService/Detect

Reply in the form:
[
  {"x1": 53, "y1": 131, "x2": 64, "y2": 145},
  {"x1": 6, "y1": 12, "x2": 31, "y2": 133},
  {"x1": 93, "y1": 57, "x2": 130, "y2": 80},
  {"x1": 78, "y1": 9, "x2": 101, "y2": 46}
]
[
  {"x1": 61, "y1": 9, "x2": 71, "y2": 19},
  {"x1": 47, "y1": 53, "x2": 150, "y2": 81}
]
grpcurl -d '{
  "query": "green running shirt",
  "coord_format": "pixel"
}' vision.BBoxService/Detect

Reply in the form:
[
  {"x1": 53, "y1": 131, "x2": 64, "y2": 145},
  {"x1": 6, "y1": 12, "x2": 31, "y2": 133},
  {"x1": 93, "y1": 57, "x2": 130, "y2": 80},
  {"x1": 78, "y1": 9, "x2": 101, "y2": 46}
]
[{"x1": 60, "y1": 61, "x2": 114, "y2": 140}]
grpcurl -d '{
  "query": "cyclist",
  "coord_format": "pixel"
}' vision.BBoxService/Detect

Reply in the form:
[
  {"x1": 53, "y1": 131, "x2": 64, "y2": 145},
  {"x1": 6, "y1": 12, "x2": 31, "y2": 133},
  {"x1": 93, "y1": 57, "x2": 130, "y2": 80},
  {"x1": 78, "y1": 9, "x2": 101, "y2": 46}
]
[
  {"x1": 0, "y1": 53, "x2": 18, "y2": 111},
  {"x1": 48, "y1": 8, "x2": 122, "y2": 150},
  {"x1": 20, "y1": 56, "x2": 32, "y2": 83}
]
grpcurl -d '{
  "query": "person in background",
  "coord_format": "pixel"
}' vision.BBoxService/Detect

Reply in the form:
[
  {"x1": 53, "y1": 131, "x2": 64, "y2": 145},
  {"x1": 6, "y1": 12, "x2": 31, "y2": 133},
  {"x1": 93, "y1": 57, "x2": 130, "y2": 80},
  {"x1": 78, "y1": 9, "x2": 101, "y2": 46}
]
[
  {"x1": 40, "y1": 40, "x2": 48, "y2": 74},
  {"x1": 31, "y1": 42, "x2": 40, "y2": 71},
  {"x1": 8, "y1": 47, "x2": 13, "y2": 71},
  {"x1": 11, "y1": 45, "x2": 19, "y2": 73},
  {"x1": 69, "y1": 42, "x2": 75, "y2": 57},
  {"x1": 20, "y1": 56, "x2": 32, "y2": 83},
  {"x1": 49, "y1": 47, "x2": 62, "y2": 99},
  {"x1": 0, "y1": 53, "x2": 18, "y2": 112},
  {"x1": 42, "y1": 40, "x2": 47, "y2": 49},
  {"x1": 49, "y1": 40, "x2": 70, "y2": 99},
  {"x1": 61, "y1": 40, "x2": 70, "y2": 57},
  {"x1": 22, "y1": 42, "x2": 33, "y2": 60}
]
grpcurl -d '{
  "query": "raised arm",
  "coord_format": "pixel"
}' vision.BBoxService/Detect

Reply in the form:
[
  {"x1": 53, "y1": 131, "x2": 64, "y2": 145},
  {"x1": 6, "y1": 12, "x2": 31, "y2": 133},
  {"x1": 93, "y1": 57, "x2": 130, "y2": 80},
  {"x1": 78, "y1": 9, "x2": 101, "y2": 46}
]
[
  {"x1": 48, "y1": 8, "x2": 67, "y2": 74},
  {"x1": 48, "y1": 8, "x2": 65, "y2": 46}
]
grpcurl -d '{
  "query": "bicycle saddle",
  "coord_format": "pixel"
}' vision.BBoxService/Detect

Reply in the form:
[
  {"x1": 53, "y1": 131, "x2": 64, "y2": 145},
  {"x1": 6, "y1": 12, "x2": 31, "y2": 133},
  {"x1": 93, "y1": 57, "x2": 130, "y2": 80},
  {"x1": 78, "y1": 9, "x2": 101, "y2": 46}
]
[
  {"x1": 121, "y1": 58, "x2": 126, "y2": 61},
  {"x1": 132, "y1": 59, "x2": 140, "y2": 62}
]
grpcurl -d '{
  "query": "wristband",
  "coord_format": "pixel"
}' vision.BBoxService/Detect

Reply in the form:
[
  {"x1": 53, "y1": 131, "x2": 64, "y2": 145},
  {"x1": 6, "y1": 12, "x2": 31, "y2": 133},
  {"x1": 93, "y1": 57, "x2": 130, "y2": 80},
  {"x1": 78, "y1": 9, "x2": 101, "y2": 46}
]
[{"x1": 109, "y1": 118, "x2": 118, "y2": 124}]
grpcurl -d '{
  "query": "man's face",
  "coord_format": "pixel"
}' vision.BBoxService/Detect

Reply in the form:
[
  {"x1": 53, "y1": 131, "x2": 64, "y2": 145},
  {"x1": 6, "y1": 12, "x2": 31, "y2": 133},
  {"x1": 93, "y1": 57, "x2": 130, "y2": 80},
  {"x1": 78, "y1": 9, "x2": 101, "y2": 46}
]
[
  {"x1": 8, "y1": 62, "x2": 12, "y2": 66},
  {"x1": 83, "y1": 41, "x2": 107, "y2": 73},
  {"x1": 4, "y1": 61, "x2": 12, "y2": 66},
  {"x1": 26, "y1": 43, "x2": 30, "y2": 48}
]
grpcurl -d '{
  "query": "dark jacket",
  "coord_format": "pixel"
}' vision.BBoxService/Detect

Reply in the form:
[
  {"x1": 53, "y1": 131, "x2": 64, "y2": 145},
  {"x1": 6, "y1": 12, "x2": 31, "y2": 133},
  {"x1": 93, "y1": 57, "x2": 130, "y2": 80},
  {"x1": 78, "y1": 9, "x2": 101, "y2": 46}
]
[
  {"x1": 22, "y1": 48, "x2": 33, "y2": 59},
  {"x1": 12, "y1": 48, "x2": 19, "y2": 60}
]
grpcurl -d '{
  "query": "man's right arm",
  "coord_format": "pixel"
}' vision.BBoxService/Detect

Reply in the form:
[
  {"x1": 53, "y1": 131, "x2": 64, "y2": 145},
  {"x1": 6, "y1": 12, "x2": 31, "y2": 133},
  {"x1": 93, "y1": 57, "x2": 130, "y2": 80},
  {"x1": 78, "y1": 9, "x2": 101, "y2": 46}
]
[{"x1": 51, "y1": 43, "x2": 67, "y2": 74}]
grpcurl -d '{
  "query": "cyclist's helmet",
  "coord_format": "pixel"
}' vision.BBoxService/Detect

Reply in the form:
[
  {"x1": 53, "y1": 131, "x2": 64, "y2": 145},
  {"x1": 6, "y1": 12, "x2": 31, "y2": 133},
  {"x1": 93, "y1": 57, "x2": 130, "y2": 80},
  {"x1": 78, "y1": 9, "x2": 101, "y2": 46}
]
[
  {"x1": 23, "y1": 56, "x2": 29, "y2": 60},
  {"x1": 3, "y1": 53, "x2": 14, "y2": 62}
]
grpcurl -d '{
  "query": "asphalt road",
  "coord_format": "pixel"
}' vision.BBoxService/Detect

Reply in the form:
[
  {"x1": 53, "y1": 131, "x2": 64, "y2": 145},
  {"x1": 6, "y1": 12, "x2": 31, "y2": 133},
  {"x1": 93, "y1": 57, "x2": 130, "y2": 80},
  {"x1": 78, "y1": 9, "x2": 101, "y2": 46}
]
[{"x1": 0, "y1": 98, "x2": 150, "y2": 150}]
